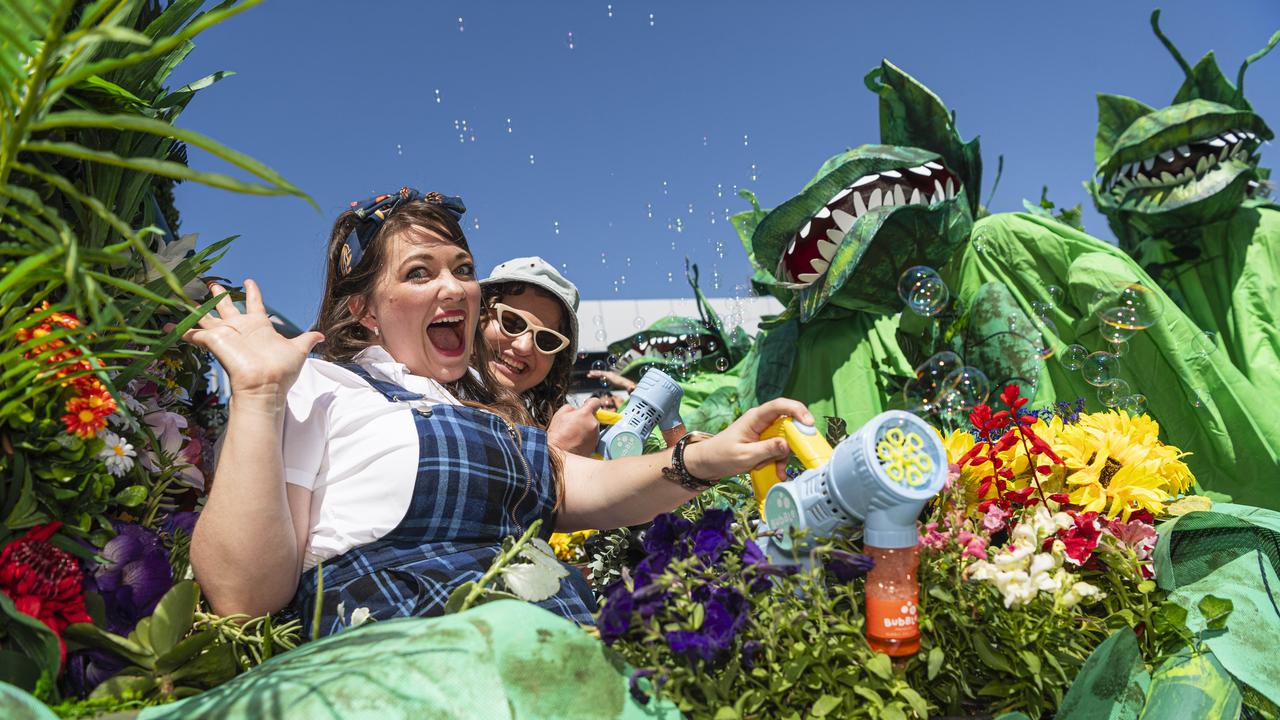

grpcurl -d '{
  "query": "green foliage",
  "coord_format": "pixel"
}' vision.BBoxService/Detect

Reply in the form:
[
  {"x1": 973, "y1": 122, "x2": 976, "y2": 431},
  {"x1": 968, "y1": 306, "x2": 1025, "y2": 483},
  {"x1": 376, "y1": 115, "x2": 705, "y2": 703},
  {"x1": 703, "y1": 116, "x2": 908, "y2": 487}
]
[
  {"x1": 0, "y1": 588, "x2": 61, "y2": 693},
  {"x1": 1023, "y1": 186, "x2": 1085, "y2": 232}
]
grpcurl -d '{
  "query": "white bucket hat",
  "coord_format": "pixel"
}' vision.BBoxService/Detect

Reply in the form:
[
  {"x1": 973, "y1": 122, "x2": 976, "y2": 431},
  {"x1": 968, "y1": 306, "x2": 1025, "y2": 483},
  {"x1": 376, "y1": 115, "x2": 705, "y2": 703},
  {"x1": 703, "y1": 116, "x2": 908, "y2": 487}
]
[{"x1": 480, "y1": 257, "x2": 580, "y2": 358}]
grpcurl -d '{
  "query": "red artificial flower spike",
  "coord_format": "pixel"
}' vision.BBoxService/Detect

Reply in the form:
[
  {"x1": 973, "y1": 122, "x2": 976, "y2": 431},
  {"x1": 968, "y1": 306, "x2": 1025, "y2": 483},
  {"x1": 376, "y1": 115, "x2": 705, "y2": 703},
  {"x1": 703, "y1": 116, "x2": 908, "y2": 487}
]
[
  {"x1": 965, "y1": 385, "x2": 1064, "y2": 513},
  {"x1": 0, "y1": 522, "x2": 93, "y2": 666}
]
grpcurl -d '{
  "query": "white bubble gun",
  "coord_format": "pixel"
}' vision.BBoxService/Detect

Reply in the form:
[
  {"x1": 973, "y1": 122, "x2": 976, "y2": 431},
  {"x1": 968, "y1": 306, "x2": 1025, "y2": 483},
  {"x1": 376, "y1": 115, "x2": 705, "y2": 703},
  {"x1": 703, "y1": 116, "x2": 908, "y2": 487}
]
[{"x1": 595, "y1": 368, "x2": 685, "y2": 459}]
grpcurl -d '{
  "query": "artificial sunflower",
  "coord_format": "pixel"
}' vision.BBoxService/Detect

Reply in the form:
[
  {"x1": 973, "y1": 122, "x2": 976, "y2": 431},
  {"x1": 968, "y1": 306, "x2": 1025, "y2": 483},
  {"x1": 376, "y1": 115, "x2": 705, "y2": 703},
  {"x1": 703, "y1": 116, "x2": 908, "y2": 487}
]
[{"x1": 1052, "y1": 410, "x2": 1193, "y2": 519}]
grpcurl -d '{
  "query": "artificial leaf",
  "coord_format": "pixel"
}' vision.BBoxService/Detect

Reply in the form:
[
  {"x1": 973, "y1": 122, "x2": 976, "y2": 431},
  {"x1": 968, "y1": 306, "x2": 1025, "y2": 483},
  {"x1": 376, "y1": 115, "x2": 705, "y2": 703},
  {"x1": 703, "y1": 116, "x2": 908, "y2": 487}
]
[
  {"x1": 865, "y1": 652, "x2": 892, "y2": 681},
  {"x1": 1197, "y1": 595, "x2": 1234, "y2": 631},
  {"x1": 149, "y1": 580, "x2": 198, "y2": 657}
]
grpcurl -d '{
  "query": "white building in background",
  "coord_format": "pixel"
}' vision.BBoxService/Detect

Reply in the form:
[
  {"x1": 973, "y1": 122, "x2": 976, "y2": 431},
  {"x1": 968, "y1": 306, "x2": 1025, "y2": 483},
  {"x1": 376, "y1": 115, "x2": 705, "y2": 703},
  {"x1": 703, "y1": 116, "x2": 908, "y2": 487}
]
[{"x1": 576, "y1": 296, "x2": 784, "y2": 352}]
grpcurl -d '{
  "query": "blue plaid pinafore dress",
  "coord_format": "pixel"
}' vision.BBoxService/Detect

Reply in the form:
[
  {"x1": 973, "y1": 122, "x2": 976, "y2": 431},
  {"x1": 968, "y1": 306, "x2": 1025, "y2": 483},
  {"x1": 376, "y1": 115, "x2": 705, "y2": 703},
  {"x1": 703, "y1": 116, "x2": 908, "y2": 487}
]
[{"x1": 290, "y1": 363, "x2": 596, "y2": 638}]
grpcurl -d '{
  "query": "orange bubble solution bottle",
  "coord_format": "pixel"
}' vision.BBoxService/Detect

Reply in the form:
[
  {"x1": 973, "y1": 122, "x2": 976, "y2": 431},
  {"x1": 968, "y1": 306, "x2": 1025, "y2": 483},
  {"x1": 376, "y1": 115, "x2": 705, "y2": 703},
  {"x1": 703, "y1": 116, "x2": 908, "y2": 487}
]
[{"x1": 864, "y1": 543, "x2": 921, "y2": 656}]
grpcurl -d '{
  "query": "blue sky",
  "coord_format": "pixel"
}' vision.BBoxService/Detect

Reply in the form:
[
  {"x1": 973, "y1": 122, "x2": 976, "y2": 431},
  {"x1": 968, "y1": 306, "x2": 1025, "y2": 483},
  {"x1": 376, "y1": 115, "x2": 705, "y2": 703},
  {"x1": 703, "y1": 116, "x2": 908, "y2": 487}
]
[{"x1": 172, "y1": 1, "x2": 1280, "y2": 328}]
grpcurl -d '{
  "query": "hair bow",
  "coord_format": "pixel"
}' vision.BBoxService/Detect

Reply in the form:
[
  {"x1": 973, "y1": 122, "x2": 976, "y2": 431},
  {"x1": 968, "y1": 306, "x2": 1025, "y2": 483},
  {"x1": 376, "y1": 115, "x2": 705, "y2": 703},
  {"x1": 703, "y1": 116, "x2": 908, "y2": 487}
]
[{"x1": 340, "y1": 187, "x2": 467, "y2": 274}]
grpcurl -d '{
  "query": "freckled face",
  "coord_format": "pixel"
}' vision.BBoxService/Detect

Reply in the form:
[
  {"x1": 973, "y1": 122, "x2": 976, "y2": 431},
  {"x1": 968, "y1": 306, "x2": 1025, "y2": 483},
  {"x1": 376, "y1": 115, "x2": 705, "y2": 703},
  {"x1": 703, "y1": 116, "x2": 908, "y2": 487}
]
[
  {"x1": 481, "y1": 288, "x2": 565, "y2": 394},
  {"x1": 359, "y1": 229, "x2": 480, "y2": 381}
]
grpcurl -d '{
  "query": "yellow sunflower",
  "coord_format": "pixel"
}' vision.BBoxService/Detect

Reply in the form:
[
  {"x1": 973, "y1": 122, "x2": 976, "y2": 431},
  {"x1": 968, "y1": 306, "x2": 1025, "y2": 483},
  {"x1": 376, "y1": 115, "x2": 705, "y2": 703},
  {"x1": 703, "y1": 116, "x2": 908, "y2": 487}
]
[{"x1": 1052, "y1": 410, "x2": 1192, "y2": 519}]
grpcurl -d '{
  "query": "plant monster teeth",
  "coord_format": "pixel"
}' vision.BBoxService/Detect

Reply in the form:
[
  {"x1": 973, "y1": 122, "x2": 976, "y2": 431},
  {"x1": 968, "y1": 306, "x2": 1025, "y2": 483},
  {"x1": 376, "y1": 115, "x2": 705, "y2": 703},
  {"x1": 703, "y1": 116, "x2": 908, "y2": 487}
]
[
  {"x1": 867, "y1": 188, "x2": 883, "y2": 209},
  {"x1": 816, "y1": 206, "x2": 832, "y2": 219},
  {"x1": 832, "y1": 209, "x2": 856, "y2": 233},
  {"x1": 1177, "y1": 144, "x2": 1191, "y2": 157},
  {"x1": 826, "y1": 228, "x2": 844, "y2": 243},
  {"x1": 810, "y1": 258, "x2": 830, "y2": 273},
  {"x1": 1143, "y1": 157, "x2": 1156, "y2": 171},
  {"x1": 924, "y1": 161, "x2": 943, "y2": 170},
  {"x1": 880, "y1": 169, "x2": 903, "y2": 179},
  {"x1": 796, "y1": 272, "x2": 820, "y2": 284},
  {"x1": 1209, "y1": 137, "x2": 1227, "y2": 147},
  {"x1": 817, "y1": 238, "x2": 839, "y2": 260},
  {"x1": 800, "y1": 221, "x2": 811, "y2": 238},
  {"x1": 909, "y1": 188, "x2": 923, "y2": 204},
  {"x1": 1159, "y1": 149, "x2": 1175, "y2": 162},
  {"x1": 1219, "y1": 146, "x2": 1231, "y2": 160},
  {"x1": 1196, "y1": 156, "x2": 1211, "y2": 173},
  {"x1": 1224, "y1": 132, "x2": 1239, "y2": 143},
  {"x1": 851, "y1": 174, "x2": 878, "y2": 188},
  {"x1": 853, "y1": 191, "x2": 868, "y2": 216},
  {"x1": 892, "y1": 185, "x2": 907, "y2": 205},
  {"x1": 933, "y1": 179, "x2": 946, "y2": 199},
  {"x1": 1160, "y1": 171, "x2": 1176, "y2": 184},
  {"x1": 830, "y1": 187, "x2": 852, "y2": 203},
  {"x1": 785, "y1": 238, "x2": 796, "y2": 255},
  {"x1": 945, "y1": 179, "x2": 957, "y2": 198},
  {"x1": 907, "y1": 165, "x2": 931, "y2": 176}
]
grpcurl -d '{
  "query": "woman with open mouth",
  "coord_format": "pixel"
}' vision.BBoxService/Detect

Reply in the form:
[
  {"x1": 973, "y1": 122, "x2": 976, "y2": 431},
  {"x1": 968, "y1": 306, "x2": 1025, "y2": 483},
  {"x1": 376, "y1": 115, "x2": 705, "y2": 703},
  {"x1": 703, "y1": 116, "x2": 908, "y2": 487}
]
[
  {"x1": 181, "y1": 188, "x2": 810, "y2": 636},
  {"x1": 479, "y1": 257, "x2": 603, "y2": 457}
]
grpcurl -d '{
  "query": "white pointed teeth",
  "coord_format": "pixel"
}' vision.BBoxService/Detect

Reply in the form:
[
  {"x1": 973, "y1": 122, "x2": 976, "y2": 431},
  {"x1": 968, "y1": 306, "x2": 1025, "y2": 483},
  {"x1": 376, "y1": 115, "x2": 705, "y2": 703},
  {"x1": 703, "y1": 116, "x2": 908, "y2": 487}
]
[
  {"x1": 867, "y1": 188, "x2": 883, "y2": 209},
  {"x1": 851, "y1": 174, "x2": 878, "y2": 188},
  {"x1": 945, "y1": 179, "x2": 957, "y2": 198},
  {"x1": 880, "y1": 169, "x2": 903, "y2": 179},
  {"x1": 1223, "y1": 132, "x2": 1239, "y2": 143},
  {"x1": 810, "y1": 258, "x2": 830, "y2": 273},
  {"x1": 1177, "y1": 144, "x2": 1191, "y2": 157},
  {"x1": 907, "y1": 165, "x2": 932, "y2": 176},
  {"x1": 933, "y1": 179, "x2": 946, "y2": 200},
  {"x1": 831, "y1": 209, "x2": 857, "y2": 233},
  {"x1": 826, "y1": 227, "x2": 845, "y2": 243},
  {"x1": 800, "y1": 221, "x2": 811, "y2": 239},
  {"x1": 817, "y1": 238, "x2": 839, "y2": 260},
  {"x1": 796, "y1": 272, "x2": 821, "y2": 284},
  {"x1": 1208, "y1": 137, "x2": 1227, "y2": 148},
  {"x1": 909, "y1": 188, "x2": 923, "y2": 204},
  {"x1": 924, "y1": 161, "x2": 943, "y2": 170},
  {"x1": 830, "y1": 187, "x2": 852, "y2": 203},
  {"x1": 1143, "y1": 157, "x2": 1156, "y2": 171},
  {"x1": 1159, "y1": 149, "x2": 1175, "y2": 162},
  {"x1": 815, "y1": 206, "x2": 832, "y2": 219},
  {"x1": 853, "y1": 190, "x2": 868, "y2": 216},
  {"x1": 892, "y1": 185, "x2": 907, "y2": 205}
]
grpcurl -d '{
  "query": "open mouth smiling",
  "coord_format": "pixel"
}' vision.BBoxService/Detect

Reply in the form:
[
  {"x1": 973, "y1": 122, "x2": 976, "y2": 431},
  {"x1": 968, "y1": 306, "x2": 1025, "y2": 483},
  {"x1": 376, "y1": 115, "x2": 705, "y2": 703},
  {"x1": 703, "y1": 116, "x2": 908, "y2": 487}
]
[
  {"x1": 425, "y1": 310, "x2": 467, "y2": 357},
  {"x1": 777, "y1": 160, "x2": 962, "y2": 288},
  {"x1": 1103, "y1": 127, "x2": 1263, "y2": 201}
]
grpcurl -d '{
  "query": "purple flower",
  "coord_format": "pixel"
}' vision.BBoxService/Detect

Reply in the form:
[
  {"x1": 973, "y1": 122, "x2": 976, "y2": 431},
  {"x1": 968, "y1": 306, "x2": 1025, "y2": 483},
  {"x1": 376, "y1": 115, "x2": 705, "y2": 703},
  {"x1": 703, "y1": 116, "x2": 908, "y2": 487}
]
[
  {"x1": 631, "y1": 582, "x2": 669, "y2": 620},
  {"x1": 691, "y1": 509, "x2": 734, "y2": 564},
  {"x1": 741, "y1": 539, "x2": 765, "y2": 566},
  {"x1": 64, "y1": 648, "x2": 129, "y2": 697},
  {"x1": 740, "y1": 640, "x2": 764, "y2": 669},
  {"x1": 633, "y1": 548, "x2": 673, "y2": 589},
  {"x1": 825, "y1": 549, "x2": 874, "y2": 582},
  {"x1": 87, "y1": 523, "x2": 173, "y2": 634},
  {"x1": 598, "y1": 583, "x2": 634, "y2": 644},
  {"x1": 627, "y1": 669, "x2": 665, "y2": 706},
  {"x1": 642, "y1": 513, "x2": 692, "y2": 556},
  {"x1": 162, "y1": 511, "x2": 198, "y2": 537},
  {"x1": 664, "y1": 585, "x2": 748, "y2": 666}
]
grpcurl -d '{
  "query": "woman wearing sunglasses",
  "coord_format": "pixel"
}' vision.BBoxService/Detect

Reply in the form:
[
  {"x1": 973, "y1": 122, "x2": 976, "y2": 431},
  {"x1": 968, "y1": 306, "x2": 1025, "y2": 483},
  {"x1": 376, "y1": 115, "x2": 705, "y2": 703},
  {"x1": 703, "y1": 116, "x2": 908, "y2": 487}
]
[{"x1": 478, "y1": 258, "x2": 601, "y2": 456}]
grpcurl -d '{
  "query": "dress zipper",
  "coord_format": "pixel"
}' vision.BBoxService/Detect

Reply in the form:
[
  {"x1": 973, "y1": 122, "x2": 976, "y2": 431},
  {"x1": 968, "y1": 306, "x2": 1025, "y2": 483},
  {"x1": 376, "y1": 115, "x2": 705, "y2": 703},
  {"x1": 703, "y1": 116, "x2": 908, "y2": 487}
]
[{"x1": 505, "y1": 419, "x2": 535, "y2": 536}]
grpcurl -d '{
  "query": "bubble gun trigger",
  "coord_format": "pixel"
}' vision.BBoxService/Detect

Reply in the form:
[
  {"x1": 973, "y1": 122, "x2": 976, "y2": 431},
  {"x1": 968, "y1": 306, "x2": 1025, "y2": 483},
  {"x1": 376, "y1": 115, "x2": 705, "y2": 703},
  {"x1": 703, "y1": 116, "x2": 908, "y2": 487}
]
[{"x1": 749, "y1": 417, "x2": 833, "y2": 515}]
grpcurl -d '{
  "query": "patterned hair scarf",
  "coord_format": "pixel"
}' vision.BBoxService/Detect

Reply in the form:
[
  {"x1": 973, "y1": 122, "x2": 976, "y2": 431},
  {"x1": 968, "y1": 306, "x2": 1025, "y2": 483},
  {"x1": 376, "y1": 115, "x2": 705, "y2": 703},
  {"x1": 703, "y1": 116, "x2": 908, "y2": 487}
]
[{"x1": 340, "y1": 187, "x2": 467, "y2": 275}]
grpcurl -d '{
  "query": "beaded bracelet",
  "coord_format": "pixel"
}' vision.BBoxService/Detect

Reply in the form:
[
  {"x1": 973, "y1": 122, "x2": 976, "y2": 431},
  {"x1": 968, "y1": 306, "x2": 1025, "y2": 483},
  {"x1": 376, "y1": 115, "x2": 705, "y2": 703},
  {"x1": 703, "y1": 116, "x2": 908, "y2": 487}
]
[{"x1": 662, "y1": 432, "x2": 715, "y2": 490}]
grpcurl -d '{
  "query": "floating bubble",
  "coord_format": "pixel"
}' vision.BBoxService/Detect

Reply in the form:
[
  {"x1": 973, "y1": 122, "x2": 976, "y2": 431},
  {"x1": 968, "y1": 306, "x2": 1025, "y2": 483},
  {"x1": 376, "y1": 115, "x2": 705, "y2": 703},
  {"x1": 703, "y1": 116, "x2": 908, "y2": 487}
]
[
  {"x1": 903, "y1": 351, "x2": 963, "y2": 412},
  {"x1": 594, "y1": 329, "x2": 607, "y2": 343},
  {"x1": 434, "y1": 89, "x2": 442, "y2": 103},
  {"x1": 705, "y1": 339, "x2": 718, "y2": 353},
  {"x1": 1110, "y1": 339, "x2": 1130, "y2": 357},
  {"x1": 553, "y1": 221, "x2": 560, "y2": 235},
  {"x1": 1031, "y1": 300, "x2": 1052, "y2": 315},
  {"x1": 1099, "y1": 378, "x2": 1131, "y2": 408},
  {"x1": 897, "y1": 266, "x2": 949, "y2": 316},
  {"x1": 971, "y1": 232, "x2": 991, "y2": 254},
  {"x1": 1059, "y1": 344, "x2": 1088, "y2": 371},
  {"x1": 632, "y1": 315, "x2": 646, "y2": 330},
  {"x1": 1190, "y1": 330, "x2": 1218, "y2": 360},
  {"x1": 606, "y1": 4, "x2": 612, "y2": 17},
  {"x1": 591, "y1": 359, "x2": 606, "y2": 373},
  {"x1": 1082, "y1": 351, "x2": 1118, "y2": 387},
  {"x1": 592, "y1": 315, "x2": 605, "y2": 327},
  {"x1": 1099, "y1": 318, "x2": 1135, "y2": 344},
  {"x1": 715, "y1": 356, "x2": 731, "y2": 372},
  {"x1": 1035, "y1": 315, "x2": 1058, "y2": 360},
  {"x1": 1045, "y1": 285, "x2": 1064, "y2": 309},
  {"x1": 529, "y1": 154, "x2": 535, "y2": 165},
  {"x1": 1120, "y1": 394, "x2": 1147, "y2": 415},
  {"x1": 943, "y1": 366, "x2": 991, "y2": 409},
  {"x1": 1097, "y1": 283, "x2": 1163, "y2": 330},
  {"x1": 457, "y1": 16, "x2": 464, "y2": 31},
  {"x1": 648, "y1": 12, "x2": 654, "y2": 26},
  {"x1": 566, "y1": 31, "x2": 574, "y2": 49},
  {"x1": 743, "y1": 134, "x2": 749, "y2": 147}
]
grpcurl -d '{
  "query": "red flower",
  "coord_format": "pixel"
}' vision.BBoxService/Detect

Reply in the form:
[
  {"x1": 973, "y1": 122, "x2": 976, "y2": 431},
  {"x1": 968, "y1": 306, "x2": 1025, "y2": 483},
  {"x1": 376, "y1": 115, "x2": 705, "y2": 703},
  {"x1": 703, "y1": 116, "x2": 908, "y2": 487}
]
[
  {"x1": 0, "y1": 523, "x2": 93, "y2": 665},
  {"x1": 1056, "y1": 512, "x2": 1102, "y2": 566}
]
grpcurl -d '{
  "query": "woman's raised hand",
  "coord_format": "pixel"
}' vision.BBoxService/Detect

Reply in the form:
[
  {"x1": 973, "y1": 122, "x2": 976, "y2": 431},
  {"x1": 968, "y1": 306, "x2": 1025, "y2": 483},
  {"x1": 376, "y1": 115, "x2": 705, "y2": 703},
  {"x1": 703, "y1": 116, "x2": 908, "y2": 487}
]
[
  {"x1": 180, "y1": 280, "x2": 324, "y2": 403},
  {"x1": 684, "y1": 398, "x2": 814, "y2": 481}
]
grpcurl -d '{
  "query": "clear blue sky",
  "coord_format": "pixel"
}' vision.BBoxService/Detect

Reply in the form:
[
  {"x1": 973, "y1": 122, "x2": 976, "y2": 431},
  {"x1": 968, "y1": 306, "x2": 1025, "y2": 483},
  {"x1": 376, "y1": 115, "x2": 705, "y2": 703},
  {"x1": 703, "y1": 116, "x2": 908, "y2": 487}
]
[{"x1": 172, "y1": 1, "x2": 1280, "y2": 328}]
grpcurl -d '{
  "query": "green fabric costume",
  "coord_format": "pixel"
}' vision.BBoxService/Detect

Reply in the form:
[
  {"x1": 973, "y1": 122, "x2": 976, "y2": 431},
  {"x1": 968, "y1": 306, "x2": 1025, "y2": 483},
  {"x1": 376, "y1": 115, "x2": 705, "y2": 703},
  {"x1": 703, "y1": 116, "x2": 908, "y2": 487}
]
[{"x1": 1089, "y1": 12, "x2": 1280, "y2": 402}]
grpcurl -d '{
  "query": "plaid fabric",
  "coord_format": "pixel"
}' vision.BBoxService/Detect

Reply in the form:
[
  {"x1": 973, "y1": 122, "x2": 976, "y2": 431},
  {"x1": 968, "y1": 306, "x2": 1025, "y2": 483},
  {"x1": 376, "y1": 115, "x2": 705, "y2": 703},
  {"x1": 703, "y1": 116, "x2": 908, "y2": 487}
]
[{"x1": 291, "y1": 363, "x2": 596, "y2": 637}]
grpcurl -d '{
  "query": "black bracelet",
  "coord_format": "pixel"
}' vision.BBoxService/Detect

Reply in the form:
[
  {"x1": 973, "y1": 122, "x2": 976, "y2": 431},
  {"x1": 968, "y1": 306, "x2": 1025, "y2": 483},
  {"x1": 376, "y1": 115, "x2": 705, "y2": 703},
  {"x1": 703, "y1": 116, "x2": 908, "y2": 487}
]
[{"x1": 662, "y1": 432, "x2": 715, "y2": 491}]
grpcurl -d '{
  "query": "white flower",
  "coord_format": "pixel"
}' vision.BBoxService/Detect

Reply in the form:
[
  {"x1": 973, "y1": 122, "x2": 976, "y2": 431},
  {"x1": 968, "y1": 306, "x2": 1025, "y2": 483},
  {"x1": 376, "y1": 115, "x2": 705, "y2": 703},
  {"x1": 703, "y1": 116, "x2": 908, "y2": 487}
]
[
  {"x1": 1058, "y1": 580, "x2": 1102, "y2": 609},
  {"x1": 994, "y1": 540, "x2": 1034, "y2": 572},
  {"x1": 97, "y1": 430, "x2": 136, "y2": 477},
  {"x1": 500, "y1": 538, "x2": 569, "y2": 602},
  {"x1": 992, "y1": 569, "x2": 1036, "y2": 608},
  {"x1": 349, "y1": 607, "x2": 372, "y2": 627}
]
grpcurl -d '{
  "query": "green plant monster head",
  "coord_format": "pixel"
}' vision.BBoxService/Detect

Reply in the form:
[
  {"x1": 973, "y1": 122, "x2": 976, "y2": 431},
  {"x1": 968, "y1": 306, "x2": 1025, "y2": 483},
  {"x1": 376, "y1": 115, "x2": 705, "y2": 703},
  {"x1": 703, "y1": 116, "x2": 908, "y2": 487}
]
[
  {"x1": 606, "y1": 264, "x2": 751, "y2": 377},
  {"x1": 1090, "y1": 10, "x2": 1278, "y2": 240},
  {"x1": 734, "y1": 60, "x2": 980, "y2": 322}
]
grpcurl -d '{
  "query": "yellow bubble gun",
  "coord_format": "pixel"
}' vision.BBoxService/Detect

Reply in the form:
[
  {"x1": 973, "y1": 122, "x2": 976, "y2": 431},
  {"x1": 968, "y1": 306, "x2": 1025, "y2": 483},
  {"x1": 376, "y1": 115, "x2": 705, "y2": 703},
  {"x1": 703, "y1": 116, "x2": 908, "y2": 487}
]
[{"x1": 748, "y1": 417, "x2": 834, "y2": 515}]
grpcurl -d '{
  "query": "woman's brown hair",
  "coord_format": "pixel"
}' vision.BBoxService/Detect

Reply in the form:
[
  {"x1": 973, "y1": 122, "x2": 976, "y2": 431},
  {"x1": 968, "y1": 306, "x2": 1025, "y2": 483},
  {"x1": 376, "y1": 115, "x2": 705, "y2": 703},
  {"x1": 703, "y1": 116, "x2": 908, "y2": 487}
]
[
  {"x1": 313, "y1": 201, "x2": 565, "y2": 502},
  {"x1": 481, "y1": 282, "x2": 575, "y2": 426}
]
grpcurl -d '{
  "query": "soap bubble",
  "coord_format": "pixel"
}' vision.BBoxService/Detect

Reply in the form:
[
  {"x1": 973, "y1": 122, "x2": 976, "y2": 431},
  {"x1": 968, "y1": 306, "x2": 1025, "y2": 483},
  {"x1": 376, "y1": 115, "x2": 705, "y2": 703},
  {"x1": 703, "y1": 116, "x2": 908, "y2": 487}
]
[
  {"x1": 943, "y1": 366, "x2": 991, "y2": 409},
  {"x1": 1120, "y1": 394, "x2": 1147, "y2": 415},
  {"x1": 1099, "y1": 319, "x2": 1135, "y2": 344},
  {"x1": 1031, "y1": 300, "x2": 1052, "y2": 315},
  {"x1": 594, "y1": 329, "x2": 607, "y2": 343},
  {"x1": 903, "y1": 351, "x2": 963, "y2": 412},
  {"x1": 1059, "y1": 344, "x2": 1088, "y2": 370},
  {"x1": 1045, "y1": 285, "x2": 1064, "y2": 309},
  {"x1": 1098, "y1": 378, "x2": 1131, "y2": 408},
  {"x1": 705, "y1": 339, "x2": 719, "y2": 353},
  {"x1": 714, "y1": 356, "x2": 731, "y2": 372},
  {"x1": 1097, "y1": 282, "x2": 1162, "y2": 330},
  {"x1": 1109, "y1": 339, "x2": 1130, "y2": 357},
  {"x1": 633, "y1": 315, "x2": 646, "y2": 329},
  {"x1": 1035, "y1": 315, "x2": 1058, "y2": 360},
  {"x1": 590, "y1": 359, "x2": 606, "y2": 373},
  {"x1": 592, "y1": 315, "x2": 605, "y2": 327},
  {"x1": 1190, "y1": 330, "x2": 1217, "y2": 360},
  {"x1": 1082, "y1": 351, "x2": 1118, "y2": 387},
  {"x1": 897, "y1": 266, "x2": 949, "y2": 317},
  {"x1": 971, "y1": 232, "x2": 991, "y2": 254}
]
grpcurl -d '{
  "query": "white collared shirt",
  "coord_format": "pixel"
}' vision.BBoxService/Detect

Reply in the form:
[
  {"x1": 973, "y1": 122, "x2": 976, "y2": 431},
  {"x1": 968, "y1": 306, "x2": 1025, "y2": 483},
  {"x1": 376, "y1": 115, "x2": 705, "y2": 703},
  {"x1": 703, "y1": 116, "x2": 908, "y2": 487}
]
[{"x1": 283, "y1": 345, "x2": 462, "y2": 570}]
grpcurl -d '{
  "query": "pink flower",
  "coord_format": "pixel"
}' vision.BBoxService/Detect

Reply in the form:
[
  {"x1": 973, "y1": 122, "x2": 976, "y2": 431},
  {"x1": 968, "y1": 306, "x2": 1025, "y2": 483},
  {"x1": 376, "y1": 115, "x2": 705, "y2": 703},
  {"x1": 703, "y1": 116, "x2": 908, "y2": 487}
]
[
  {"x1": 955, "y1": 530, "x2": 987, "y2": 560},
  {"x1": 1058, "y1": 512, "x2": 1101, "y2": 566},
  {"x1": 921, "y1": 522, "x2": 950, "y2": 551},
  {"x1": 945, "y1": 462, "x2": 961, "y2": 491},
  {"x1": 982, "y1": 504, "x2": 1010, "y2": 533},
  {"x1": 1104, "y1": 516, "x2": 1158, "y2": 577}
]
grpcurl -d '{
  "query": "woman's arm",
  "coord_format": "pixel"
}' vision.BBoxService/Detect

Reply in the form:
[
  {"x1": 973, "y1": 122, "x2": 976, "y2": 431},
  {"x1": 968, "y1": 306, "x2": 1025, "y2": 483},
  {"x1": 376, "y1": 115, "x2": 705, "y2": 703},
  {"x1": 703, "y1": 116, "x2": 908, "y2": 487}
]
[
  {"x1": 182, "y1": 281, "x2": 324, "y2": 617},
  {"x1": 555, "y1": 398, "x2": 812, "y2": 530}
]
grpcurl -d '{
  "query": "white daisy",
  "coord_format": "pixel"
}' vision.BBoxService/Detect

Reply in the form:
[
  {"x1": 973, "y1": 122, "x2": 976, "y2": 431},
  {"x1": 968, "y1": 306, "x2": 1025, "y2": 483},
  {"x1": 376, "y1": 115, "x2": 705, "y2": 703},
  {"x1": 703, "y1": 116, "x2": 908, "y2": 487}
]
[{"x1": 97, "y1": 430, "x2": 136, "y2": 477}]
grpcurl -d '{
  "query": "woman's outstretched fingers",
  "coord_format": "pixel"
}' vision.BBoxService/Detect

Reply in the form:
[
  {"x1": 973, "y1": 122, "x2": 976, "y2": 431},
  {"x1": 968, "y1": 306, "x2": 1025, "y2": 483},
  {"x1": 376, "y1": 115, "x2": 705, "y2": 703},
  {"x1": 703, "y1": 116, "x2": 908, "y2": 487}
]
[
  {"x1": 244, "y1": 278, "x2": 266, "y2": 315},
  {"x1": 209, "y1": 284, "x2": 238, "y2": 318}
]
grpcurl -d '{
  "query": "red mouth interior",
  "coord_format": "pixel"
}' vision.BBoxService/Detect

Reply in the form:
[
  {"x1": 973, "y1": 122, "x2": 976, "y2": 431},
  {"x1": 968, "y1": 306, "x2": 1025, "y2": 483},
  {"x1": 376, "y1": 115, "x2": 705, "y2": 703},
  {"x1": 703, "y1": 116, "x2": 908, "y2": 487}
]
[{"x1": 427, "y1": 320, "x2": 465, "y2": 354}]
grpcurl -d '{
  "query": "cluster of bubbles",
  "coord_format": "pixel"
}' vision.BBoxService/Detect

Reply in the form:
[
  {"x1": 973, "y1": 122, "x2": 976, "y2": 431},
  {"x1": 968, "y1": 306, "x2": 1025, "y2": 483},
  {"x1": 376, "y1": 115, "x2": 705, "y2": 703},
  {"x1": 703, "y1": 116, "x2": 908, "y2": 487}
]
[
  {"x1": 566, "y1": 32, "x2": 575, "y2": 50},
  {"x1": 903, "y1": 351, "x2": 991, "y2": 422},
  {"x1": 897, "y1": 266, "x2": 949, "y2": 317},
  {"x1": 1056, "y1": 282, "x2": 1166, "y2": 413}
]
